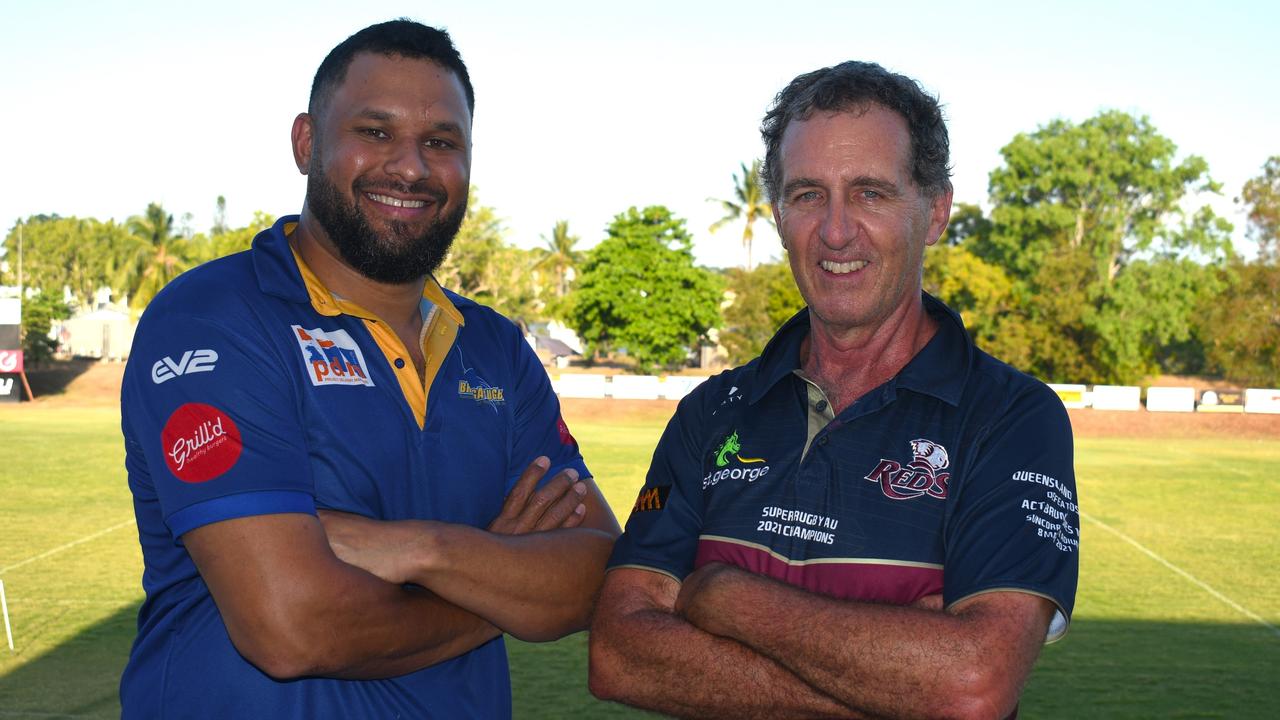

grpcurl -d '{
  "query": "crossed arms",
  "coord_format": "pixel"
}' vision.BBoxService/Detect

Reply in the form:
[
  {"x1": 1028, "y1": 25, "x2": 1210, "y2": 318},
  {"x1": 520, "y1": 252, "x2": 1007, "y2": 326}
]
[
  {"x1": 185, "y1": 457, "x2": 620, "y2": 680},
  {"x1": 589, "y1": 563, "x2": 1055, "y2": 720}
]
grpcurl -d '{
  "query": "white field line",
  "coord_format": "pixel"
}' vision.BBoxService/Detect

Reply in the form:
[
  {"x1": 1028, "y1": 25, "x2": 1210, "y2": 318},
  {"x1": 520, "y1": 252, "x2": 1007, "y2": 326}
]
[
  {"x1": 0, "y1": 519, "x2": 136, "y2": 575},
  {"x1": 1081, "y1": 510, "x2": 1280, "y2": 638}
]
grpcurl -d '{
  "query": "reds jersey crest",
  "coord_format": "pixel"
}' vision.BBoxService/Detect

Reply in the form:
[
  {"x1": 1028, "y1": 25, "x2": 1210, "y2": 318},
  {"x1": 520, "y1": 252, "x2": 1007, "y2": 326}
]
[{"x1": 863, "y1": 438, "x2": 950, "y2": 501}]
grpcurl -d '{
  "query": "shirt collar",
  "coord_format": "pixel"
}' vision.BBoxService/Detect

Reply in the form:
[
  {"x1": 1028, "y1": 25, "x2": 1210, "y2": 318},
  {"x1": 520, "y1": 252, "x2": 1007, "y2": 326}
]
[
  {"x1": 747, "y1": 292, "x2": 972, "y2": 407},
  {"x1": 251, "y1": 214, "x2": 464, "y2": 326}
]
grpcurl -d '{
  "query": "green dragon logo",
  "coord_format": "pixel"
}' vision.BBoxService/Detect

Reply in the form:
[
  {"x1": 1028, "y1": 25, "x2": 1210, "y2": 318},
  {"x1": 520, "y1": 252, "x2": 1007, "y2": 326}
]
[{"x1": 714, "y1": 430, "x2": 765, "y2": 467}]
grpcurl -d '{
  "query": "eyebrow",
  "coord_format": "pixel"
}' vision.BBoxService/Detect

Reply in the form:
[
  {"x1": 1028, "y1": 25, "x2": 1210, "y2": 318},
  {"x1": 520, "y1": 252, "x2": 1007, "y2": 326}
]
[
  {"x1": 782, "y1": 175, "x2": 904, "y2": 199},
  {"x1": 354, "y1": 108, "x2": 465, "y2": 135}
]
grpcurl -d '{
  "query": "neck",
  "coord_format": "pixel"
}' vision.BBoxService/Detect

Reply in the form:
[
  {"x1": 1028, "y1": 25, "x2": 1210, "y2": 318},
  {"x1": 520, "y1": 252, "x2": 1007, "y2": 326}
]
[
  {"x1": 801, "y1": 299, "x2": 937, "y2": 414},
  {"x1": 292, "y1": 211, "x2": 425, "y2": 328}
]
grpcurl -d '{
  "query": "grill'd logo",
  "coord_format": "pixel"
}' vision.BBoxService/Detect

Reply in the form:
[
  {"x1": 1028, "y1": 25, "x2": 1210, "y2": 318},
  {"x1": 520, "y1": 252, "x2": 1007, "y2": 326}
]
[
  {"x1": 863, "y1": 438, "x2": 950, "y2": 500},
  {"x1": 161, "y1": 403, "x2": 243, "y2": 483}
]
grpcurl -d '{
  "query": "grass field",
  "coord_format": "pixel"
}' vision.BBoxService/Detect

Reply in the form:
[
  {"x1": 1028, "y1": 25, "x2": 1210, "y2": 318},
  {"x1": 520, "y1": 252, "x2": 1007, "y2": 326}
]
[{"x1": 1, "y1": 403, "x2": 1277, "y2": 718}]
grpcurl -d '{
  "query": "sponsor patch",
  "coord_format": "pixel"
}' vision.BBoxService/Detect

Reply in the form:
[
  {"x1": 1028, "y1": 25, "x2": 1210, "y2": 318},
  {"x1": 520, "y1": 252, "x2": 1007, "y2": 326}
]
[
  {"x1": 863, "y1": 438, "x2": 951, "y2": 500},
  {"x1": 631, "y1": 484, "x2": 671, "y2": 513},
  {"x1": 703, "y1": 429, "x2": 771, "y2": 489},
  {"x1": 293, "y1": 326, "x2": 374, "y2": 387},
  {"x1": 151, "y1": 349, "x2": 218, "y2": 384},
  {"x1": 161, "y1": 403, "x2": 242, "y2": 483}
]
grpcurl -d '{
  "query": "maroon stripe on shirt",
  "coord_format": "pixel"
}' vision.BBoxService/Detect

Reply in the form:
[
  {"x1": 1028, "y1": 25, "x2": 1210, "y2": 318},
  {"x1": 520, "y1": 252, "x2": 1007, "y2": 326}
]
[{"x1": 695, "y1": 537, "x2": 943, "y2": 605}]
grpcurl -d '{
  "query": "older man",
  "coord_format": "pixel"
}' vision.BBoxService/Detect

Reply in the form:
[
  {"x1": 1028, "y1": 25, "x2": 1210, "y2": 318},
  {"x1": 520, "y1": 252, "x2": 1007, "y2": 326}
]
[
  {"x1": 120, "y1": 20, "x2": 618, "y2": 719},
  {"x1": 589, "y1": 61, "x2": 1078, "y2": 719}
]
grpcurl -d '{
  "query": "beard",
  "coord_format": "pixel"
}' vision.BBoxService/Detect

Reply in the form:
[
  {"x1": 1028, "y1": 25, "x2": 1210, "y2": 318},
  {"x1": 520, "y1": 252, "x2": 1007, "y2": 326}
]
[{"x1": 305, "y1": 154, "x2": 467, "y2": 285}]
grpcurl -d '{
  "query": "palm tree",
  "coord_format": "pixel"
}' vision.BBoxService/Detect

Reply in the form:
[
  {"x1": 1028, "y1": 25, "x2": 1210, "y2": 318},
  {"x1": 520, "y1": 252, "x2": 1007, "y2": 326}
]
[
  {"x1": 534, "y1": 220, "x2": 582, "y2": 298},
  {"x1": 120, "y1": 202, "x2": 193, "y2": 307},
  {"x1": 708, "y1": 159, "x2": 774, "y2": 270}
]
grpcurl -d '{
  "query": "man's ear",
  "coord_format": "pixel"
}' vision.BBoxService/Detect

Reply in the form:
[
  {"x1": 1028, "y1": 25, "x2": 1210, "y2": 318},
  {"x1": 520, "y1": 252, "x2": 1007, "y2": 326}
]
[
  {"x1": 925, "y1": 186, "x2": 954, "y2": 247},
  {"x1": 291, "y1": 113, "x2": 314, "y2": 175},
  {"x1": 772, "y1": 203, "x2": 785, "y2": 249}
]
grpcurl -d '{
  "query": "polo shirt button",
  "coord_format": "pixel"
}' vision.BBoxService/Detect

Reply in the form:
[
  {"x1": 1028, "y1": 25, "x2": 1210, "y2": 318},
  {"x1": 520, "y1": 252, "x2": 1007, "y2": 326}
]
[
  {"x1": 815, "y1": 399, "x2": 828, "y2": 412},
  {"x1": 818, "y1": 435, "x2": 828, "y2": 446},
  {"x1": 394, "y1": 358, "x2": 406, "y2": 369}
]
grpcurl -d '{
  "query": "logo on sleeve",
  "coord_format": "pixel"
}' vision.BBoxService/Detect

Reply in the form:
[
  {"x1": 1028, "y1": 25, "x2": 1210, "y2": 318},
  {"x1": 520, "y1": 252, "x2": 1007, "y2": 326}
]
[
  {"x1": 293, "y1": 326, "x2": 375, "y2": 387},
  {"x1": 631, "y1": 484, "x2": 671, "y2": 513},
  {"x1": 864, "y1": 438, "x2": 950, "y2": 500},
  {"x1": 556, "y1": 415, "x2": 577, "y2": 446},
  {"x1": 151, "y1": 349, "x2": 218, "y2": 384},
  {"x1": 161, "y1": 403, "x2": 243, "y2": 483}
]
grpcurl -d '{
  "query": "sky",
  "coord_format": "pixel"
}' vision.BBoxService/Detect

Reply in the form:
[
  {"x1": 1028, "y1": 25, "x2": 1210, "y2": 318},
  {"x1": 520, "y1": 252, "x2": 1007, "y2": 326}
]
[{"x1": 1, "y1": 0, "x2": 1275, "y2": 267}]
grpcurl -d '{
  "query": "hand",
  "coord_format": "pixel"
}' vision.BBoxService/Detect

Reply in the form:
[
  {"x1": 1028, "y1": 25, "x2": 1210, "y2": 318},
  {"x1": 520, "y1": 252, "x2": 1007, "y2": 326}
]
[
  {"x1": 318, "y1": 510, "x2": 422, "y2": 584},
  {"x1": 912, "y1": 593, "x2": 945, "y2": 612},
  {"x1": 487, "y1": 456, "x2": 587, "y2": 535}
]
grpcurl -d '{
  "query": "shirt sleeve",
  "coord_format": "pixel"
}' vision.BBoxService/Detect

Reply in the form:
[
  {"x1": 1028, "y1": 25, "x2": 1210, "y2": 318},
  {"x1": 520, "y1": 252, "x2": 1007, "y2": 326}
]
[
  {"x1": 943, "y1": 381, "x2": 1079, "y2": 642},
  {"x1": 606, "y1": 395, "x2": 707, "y2": 582},
  {"x1": 122, "y1": 308, "x2": 316, "y2": 539},
  {"x1": 505, "y1": 321, "x2": 590, "y2": 491}
]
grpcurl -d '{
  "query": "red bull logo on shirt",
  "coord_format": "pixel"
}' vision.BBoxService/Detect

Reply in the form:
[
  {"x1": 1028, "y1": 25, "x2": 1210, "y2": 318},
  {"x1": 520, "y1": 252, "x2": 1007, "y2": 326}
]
[
  {"x1": 863, "y1": 438, "x2": 951, "y2": 501},
  {"x1": 292, "y1": 326, "x2": 375, "y2": 387}
]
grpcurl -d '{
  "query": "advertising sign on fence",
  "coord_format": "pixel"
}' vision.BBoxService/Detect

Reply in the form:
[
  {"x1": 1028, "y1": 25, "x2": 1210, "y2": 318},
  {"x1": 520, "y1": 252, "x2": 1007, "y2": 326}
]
[
  {"x1": 1145, "y1": 386, "x2": 1195, "y2": 412},
  {"x1": 1244, "y1": 388, "x2": 1280, "y2": 414},
  {"x1": 1048, "y1": 384, "x2": 1089, "y2": 409},
  {"x1": 1197, "y1": 389, "x2": 1245, "y2": 413},
  {"x1": 1091, "y1": 385, "x2": 1142, "y2": 411}
]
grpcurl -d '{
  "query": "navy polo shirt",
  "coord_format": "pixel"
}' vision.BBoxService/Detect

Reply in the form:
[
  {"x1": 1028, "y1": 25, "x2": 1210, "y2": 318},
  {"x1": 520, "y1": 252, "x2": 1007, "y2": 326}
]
[
  {"x1": 120, "y1": 216, "x2": 587, "y2": 718},
  {"x1": 609, "y1": 294, "x2": 1078, "y2": 640}
]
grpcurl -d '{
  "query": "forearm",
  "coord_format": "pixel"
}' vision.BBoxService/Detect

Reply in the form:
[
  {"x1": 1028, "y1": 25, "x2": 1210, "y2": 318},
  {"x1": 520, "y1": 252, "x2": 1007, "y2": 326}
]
[
  {"x1": 409, "y1": 523, "x2": 616, "y2": 641},
  {"x1": 687, "y1": 570, "x2": 1048, "y2": 719},
  {"x1": 187, "y1": 514, "x2": 500, "y2": 680},
  {"x1": 589, "y1": 572, "x2": 862, "y2": 719}
]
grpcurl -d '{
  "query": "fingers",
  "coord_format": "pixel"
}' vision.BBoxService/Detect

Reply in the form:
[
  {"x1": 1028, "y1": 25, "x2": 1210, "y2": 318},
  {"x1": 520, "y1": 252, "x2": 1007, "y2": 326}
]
[
  {"x1": 911, "y1": 593, "x2": 945, "y2": 612},
  {"x1": 492, "y1": 457, "x2": 551, "y2": 529},
  {"x1": 533, "y1": 475, "x2": 588, "y2": 531}
]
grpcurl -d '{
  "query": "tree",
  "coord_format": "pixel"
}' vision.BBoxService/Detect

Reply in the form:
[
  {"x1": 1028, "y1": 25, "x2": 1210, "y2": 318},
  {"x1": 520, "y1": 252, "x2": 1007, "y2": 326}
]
[
  {"x1": 435, "y1": 189, "x2": 543, "y2": 321},
  {"x1": 1240, "y1": 156, "x2": 1280, "y2": 261},
  {"x1": 1196, "y1": 260, "x2": 1280, "y2": 386},
  {"x1": 567, "y1": 206, "x2": 723, "y2": 373},
  {"x1": 20, "y1": 290, "x2": 71, "y2": 366},
  {"x1": 120, "y1": 202, "x2": 196, "y2": 308},
  {"x1": 211, "y1": 195, "x2": 230, "y2": 237},
  {"x1": 2, "y1": 216, "x2": 134, "y2": 309},
  {"x1": 534, "y1": 219, "x2": 582, "y2": 301},
  {"x1": 955, "y1": 111, "x2": 1235, "y2": 383},
  {"x1": 718, "y1": 261, "x2": 805, "y2": 364},
  {"x1": 978, "y1": 111, "x2": 1228, "y2": 283},
  {"x1": 708, "y1": 159, "x2": 774, "y2": 270}
]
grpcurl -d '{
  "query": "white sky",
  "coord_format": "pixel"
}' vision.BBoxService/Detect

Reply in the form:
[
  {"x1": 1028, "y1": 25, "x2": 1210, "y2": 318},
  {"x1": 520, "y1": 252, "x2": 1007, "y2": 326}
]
[{"x1": 1, "y1": 0, "x2": 1275, "y2": 267}]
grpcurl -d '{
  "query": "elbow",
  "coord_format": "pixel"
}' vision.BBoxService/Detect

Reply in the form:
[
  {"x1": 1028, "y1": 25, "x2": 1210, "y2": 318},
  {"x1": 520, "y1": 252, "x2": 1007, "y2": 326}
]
[
  {"x1": 223, "y1": 604, "x2": 332, "y2": 680},
  {"x1": 931, "y1": 666, "x2": 1020, "y2": 720},
  {"x1": 586, "y1": 619, "x2": 634, "y2": 703}
]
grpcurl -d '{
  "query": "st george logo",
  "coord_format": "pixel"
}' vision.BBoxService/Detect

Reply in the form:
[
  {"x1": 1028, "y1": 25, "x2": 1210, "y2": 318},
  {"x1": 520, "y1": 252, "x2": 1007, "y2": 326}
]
[{"x1": 151, "y1": 349, "x2": 218, "y2": 384}]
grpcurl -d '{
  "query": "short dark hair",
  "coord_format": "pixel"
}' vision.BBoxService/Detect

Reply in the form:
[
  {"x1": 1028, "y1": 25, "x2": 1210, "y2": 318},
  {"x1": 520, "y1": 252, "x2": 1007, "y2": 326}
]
[
  {"x1": 309, "y1": 19, "x2": 475, "y2": 119},
  {"x1": 760, "y1": 61, "x2": 951, "y2": 200}
]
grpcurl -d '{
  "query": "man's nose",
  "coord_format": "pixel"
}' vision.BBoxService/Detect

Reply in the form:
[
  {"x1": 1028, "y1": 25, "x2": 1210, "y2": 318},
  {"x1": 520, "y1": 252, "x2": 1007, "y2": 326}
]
[
  {"x1": 384, "y1": 140, "x2": 429, "y2": 183},
  {"x1": 819, "y1": 200, "x2": 854, "y2": 249}
]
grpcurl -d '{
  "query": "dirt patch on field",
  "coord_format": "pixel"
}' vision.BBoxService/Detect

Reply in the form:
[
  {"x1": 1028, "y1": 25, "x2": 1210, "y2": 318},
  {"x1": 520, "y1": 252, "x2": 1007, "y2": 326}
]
[{"x1": 18, "y1": 362, "x2": 1279, "y2": 439}]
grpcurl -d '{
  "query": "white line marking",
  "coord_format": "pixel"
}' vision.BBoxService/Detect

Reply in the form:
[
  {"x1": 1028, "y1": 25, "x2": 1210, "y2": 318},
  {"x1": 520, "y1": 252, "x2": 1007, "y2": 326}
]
[
  {"x1": 1082, "y1": 510, "x2": 1280, "y2": 638},
  {"x1": 0, "y1": 519, "x2": 136, "y2": 575}
]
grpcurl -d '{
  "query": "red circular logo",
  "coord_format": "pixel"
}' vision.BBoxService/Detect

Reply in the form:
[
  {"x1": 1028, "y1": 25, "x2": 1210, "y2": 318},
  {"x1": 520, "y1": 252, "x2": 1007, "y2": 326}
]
[{"x1": 161, "y1": 403, "x2": 243, "y2": 483}]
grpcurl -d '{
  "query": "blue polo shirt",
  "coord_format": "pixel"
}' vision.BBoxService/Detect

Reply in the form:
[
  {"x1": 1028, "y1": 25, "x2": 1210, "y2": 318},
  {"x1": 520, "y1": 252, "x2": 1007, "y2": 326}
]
[
  {"x1": 609, "y1": 294, "x2": 1077, "y2": 640},
  {"x1": 120, "y1": 216, "x2": 588, "y2": 718}
]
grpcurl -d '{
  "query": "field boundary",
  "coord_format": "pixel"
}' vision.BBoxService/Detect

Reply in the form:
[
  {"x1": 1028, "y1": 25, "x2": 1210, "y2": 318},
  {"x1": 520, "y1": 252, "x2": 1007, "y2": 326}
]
[
  {"x1": 0, "y1": 519, "x2": 136, "y2": 576},
  {"x1": 1081, "y1": 510, "x2": 1280, "y2": 638}
]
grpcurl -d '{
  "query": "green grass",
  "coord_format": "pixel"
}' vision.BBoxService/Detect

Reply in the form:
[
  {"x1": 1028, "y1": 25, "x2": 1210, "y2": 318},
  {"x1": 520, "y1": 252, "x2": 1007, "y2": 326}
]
[{"x1": 1, "y1": 406, "x2": 1278, "y2": 718}]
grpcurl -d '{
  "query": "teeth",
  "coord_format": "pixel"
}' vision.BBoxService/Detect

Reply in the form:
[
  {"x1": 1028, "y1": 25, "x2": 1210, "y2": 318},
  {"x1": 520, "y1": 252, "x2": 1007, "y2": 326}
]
[
  {"x1": 367, "y1": 193, "x2": 426, "y2": 208},
  {"x1": 821, "y1": 260, "x2": 867, "y2": 274}
]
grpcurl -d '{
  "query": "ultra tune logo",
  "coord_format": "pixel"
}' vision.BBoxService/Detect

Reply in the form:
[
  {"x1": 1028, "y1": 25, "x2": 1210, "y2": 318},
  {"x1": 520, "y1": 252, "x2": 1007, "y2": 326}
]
[
  {"x1": 863, "y1": 438, "x2": 951, "y2": 500},
  {"x1": 292, "y1": 326, "x2": 375, "y2": 387}
]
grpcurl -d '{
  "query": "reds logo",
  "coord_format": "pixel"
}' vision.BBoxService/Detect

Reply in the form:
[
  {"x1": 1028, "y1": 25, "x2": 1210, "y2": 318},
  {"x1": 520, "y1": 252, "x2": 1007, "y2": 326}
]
[{"x1": 863, "y1": 438, "x2": 950, "y2": 501}]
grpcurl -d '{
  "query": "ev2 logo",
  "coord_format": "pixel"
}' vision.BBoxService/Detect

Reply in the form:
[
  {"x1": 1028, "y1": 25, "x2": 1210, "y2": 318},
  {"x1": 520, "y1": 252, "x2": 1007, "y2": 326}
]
[{"x1": 152, "y1": 349, "x2": 219, "y2": 384}]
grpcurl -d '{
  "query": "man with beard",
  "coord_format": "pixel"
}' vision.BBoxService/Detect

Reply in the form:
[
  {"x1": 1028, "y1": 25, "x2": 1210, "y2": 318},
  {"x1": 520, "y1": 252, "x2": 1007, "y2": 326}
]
[{"x1": 119, "y1": 20, "x2": 619, "y2": 719}]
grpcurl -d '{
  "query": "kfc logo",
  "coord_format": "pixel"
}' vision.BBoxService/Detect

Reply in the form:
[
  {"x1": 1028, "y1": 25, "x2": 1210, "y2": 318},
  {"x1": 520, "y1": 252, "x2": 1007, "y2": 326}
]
[
  {"x1": 863, "y1": 438, "x2": 950, "y2": 501},
  {"x1": 161, "y1": 403, "x2": 243, "y2": 483}
]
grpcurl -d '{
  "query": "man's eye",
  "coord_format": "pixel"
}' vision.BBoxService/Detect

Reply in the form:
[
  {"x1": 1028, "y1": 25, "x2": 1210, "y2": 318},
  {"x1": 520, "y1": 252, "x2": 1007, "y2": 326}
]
[
  {"x1": 795, "y1": 190, "x2": 820, "y2": 203},
  {"x1": 861, "y1": 190, "x2": 881, "y2": 200},
  {"x1": 360, "y1": 128, "x2": 389, "y2": 139},
  {"x1": 424, "y1": 138, "x2": 454, "y2": 149}
]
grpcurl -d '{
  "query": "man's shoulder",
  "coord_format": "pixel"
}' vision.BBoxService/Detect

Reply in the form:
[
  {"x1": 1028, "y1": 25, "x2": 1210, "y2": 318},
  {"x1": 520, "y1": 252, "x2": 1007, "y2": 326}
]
[
  {"x1": 964, "y1": 347, "x2": 1070, "y2": 431},
  {"x1": 142, "y1": 251, "x2": 261, "y2": 322}
]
